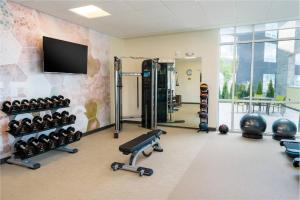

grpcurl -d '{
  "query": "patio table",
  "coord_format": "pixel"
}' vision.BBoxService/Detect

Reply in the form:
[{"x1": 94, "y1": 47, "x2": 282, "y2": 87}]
[{"x1": 242, "y1": 96, "x2": 274, "y2": 115}]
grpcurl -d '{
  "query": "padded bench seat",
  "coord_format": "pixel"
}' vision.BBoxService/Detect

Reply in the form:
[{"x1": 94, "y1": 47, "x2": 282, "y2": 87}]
[{"x1": 119, "y1": 130, "x2": 162, "y2": 155}]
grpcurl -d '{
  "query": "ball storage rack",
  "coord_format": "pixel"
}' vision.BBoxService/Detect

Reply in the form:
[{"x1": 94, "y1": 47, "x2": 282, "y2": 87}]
[
  {"x1": 198, "y1": 83, "x2": 209, "y2": 133},
  {"x1": 2, "y1": 97, "x2": 79, "y2": 170}
]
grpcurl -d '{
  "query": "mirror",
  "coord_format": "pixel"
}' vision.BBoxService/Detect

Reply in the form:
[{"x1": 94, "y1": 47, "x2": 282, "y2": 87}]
[{"x1": 157, "y1": 57, "x2": 201, "y2": 128}]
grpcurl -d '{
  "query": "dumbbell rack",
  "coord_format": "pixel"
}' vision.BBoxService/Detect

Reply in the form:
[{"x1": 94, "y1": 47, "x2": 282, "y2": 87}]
[
  {"x1": 198, "y1": 83, "x2": 209, "y2": 133},
  {"x1": 4, "y1": 104, "x2": 78, "y2": 170}
]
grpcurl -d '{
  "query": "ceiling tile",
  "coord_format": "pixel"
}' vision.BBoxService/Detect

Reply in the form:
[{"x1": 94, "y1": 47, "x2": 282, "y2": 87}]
[
  {"x1": 236, "y1": 1, "x2": 271, "y2": 24},
  {"x1": 199, "y1": 1, "x2": 236, "y2": 26},
  {"x1": 267, "y1": 0, "x2": 300, "y2": 21}
]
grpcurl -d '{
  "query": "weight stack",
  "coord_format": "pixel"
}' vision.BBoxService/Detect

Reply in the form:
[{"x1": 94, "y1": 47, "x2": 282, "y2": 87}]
[{"x1": 141, "y1": 59, "x2": 155, "y2": 129}]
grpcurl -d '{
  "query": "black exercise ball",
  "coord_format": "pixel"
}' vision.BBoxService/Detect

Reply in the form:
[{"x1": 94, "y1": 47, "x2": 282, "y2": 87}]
[
  {"x1": 240, "y1": 113, "x2": 266, "y2": 139},
  {"x1": 272, "y1": 118, "x2": 297, "y2": 141},
  {"x1": 219, "y1": 124, "x2": 229, "y2": 134}
]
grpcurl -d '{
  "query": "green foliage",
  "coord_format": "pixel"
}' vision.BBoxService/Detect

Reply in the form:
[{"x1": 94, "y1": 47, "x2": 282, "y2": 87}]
[
  {"x1": 229, "y1": 83, "x2": 233, "y2": 99},
  {"x1": 246, "y1": 83, "x2": 251, "y2": 97},
  {"x1": 236, "y1": 83, "x2": 248, "y2": 99},
  {"x1": 221, "y1": 81, "x2": 229, "y2": 99},
  {"x1": 266, "y1": 80, "x2": 275, "y2": 98},
  {"x1": 220, "y1": 59, "x2": 233, "y2": 82},
  {"x1": 256, "y1": 81, "x2": 263, "y2": 95}
]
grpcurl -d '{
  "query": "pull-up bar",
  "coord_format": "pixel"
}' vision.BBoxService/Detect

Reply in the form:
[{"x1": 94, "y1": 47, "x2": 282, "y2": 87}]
[
  {"x1": 121, "y1": 72, "x2": 142, "y2": 76},
  {"x1": 120, "y1": 56, "x2": 154, "y2": 60}
]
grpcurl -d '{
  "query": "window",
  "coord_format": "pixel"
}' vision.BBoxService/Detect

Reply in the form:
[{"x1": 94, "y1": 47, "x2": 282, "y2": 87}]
[
  {"x1": 219, "y1": 20, "x2": 300, "y2": 133},
  {"x1": 263, "y1": 74, "x2": 275, "y2": 93},
  {"x1": 264, "y1": 42, "x2": 277, "y2": 63}
]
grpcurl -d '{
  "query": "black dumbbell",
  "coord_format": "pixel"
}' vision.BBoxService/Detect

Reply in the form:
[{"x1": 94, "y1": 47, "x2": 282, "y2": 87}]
[
  {"x1": 65, "y1": 127, "x2": 75, "y2": 144},
  {"x1": 43, "y1": 114, "x2": 55, "y2": 128},
  {"x1": 2, "y1": 101, "x2": 18, "y2": 113},
  {"x1": 21, "y1": 99, "x2": 32, "y2": 111},
  {"x1": 51, "y1": 96, "x2": 64, "y2": 107},
  {"x1": 49, "y1": 132, "x2": 60, "y2": 148},
  {"x1": 20, "y1": 118, "x2": 33, "y2": 133},
  {"x1": 58, "y1": 95, "x2": 71, "y2": 107},
  {"x1": 8, "y1": 120, "x2": 21, "y2": 135},
  {"x1": 29, "y1": 99, "x2": 40, "y2": 110},
  {"x1": 44, "y1": 97, "x2": 54, "y2": 108},
  {"x1": 37, "y1": 98, "x2": 49, "y2": 109},
  {"x1": 12, "y1": 100, "x2": 22, "y2": 111},
  {"x1": 58, "y1": 129, "x2": 68, "y2": 145},
  {"x1": 68, "y1": 114, "x2": 76, "y2": 124},
  {"x1": 27, "y1": 137, "x2": 46, "y2": 154},
  {"x1": 62, "y1": 98, "x2": 71, "y2": 107},
  {"x1": 38, "y1": 134, "x2": 54, "y2": 150},
  {"x1": 60, "y1": 111, "x2": 70, "y2": 124},
  {"x1": 32, "y1": 116, "x2": 45, "y2": 131},
  {"x1": 15, "y1": 140, "x2": 35, "y2": 159},
  {"x1": 52, "y1": 112, "x2": 63, "y2": 125},
  {"x1": 66, "y1": 127, "x2": 82, "y2": 142}
]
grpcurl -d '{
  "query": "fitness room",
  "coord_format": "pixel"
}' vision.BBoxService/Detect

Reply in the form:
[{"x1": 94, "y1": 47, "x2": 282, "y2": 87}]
[{"x1": 0, "y1": 0, "x2": 299, "y2": 200}]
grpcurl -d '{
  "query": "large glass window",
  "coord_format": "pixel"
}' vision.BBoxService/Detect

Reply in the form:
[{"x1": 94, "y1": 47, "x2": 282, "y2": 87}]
[{"x1": 219, "y1": 20, "x2": 300, "y2": 134}]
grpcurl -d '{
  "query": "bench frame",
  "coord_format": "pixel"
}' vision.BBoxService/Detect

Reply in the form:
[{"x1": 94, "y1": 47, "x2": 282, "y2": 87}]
[{"x1": 111, "y1": 136, "x2": 163, "y2": 176}]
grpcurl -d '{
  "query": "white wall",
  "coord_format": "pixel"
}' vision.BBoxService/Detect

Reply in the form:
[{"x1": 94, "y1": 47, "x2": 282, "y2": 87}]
[
  {"x1": 176, "y1": 59, "x2": 201, "y2": 103},
  {"x1": 118, "y1": 30, "x2": 219, "y2": 128}
]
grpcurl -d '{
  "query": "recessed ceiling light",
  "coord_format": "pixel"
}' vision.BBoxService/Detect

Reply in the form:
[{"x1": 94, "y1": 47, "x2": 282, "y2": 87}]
[{"x1": 69, "y1": 5, "x2": 110, "y2": 19}]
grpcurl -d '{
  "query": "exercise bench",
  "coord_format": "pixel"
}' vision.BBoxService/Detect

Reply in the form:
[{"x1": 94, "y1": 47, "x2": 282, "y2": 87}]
[{"x1": 111, "y1": 129, "x2": 164, "y2": 176}]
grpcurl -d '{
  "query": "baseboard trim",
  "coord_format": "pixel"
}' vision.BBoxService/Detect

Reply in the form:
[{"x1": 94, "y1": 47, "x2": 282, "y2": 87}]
[
  {"x1": 182, "y1": 102, "x2": 200, "y2": 105},
  {"x1": 158, "y1": 124, "x2": 216, "y2": 131},
  {"x1": 83, "y1": 123, "x2": 115, "y2": 137},
  {"x1": 121, "y1": 120, "x2": 140, "y2": 124}
]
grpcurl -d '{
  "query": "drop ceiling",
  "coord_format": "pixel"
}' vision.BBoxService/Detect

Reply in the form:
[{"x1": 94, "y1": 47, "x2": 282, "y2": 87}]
[{"x1": 11, "y1": 0, "x2": 300, "y2": 38}]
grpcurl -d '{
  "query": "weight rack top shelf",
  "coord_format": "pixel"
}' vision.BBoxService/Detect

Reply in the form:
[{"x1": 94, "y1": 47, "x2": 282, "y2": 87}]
[{"x1": 2, "y1": 105, "x2": 70, "y2": 116}]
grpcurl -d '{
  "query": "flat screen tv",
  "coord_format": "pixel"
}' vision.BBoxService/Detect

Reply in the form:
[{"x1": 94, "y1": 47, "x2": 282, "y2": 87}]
[{"x1": 43, "y1": 36, "x2": 88, "y2": 74}]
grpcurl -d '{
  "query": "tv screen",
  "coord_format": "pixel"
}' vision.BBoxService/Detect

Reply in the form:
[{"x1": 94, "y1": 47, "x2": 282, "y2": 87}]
[{"x1": 43, "y1": 36, "x2": 88, "y2": 74}]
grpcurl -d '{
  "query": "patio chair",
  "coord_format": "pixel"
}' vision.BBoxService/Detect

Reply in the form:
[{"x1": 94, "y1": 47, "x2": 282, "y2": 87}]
[{"x1": 234, "y1": 102, "x2": 249, "y2": 112}]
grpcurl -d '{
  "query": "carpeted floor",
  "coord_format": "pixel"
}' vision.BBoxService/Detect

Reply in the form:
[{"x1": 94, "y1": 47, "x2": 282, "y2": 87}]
[{"x1": 1, "y1": 124, "x2": 299, "y2": 200}]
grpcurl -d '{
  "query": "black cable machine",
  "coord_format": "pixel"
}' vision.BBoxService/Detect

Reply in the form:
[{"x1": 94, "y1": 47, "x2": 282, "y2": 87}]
[{"x1": 114, "y1": 56, "x2": 160, "y2": 138}]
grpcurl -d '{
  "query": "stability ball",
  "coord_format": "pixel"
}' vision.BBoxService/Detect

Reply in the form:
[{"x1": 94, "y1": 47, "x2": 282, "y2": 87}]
[
  {"x1": 272, "y1": 118, "x2": 297, "y2": 140},
  {"x1": 240, "y1": 113, "x2": 267, "y2": 139}
]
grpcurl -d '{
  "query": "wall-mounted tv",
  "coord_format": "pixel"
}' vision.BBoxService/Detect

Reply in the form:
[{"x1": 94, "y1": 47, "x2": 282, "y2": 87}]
[{"x1": 43, "y1": 36, "x2": 88, "y2": 74}]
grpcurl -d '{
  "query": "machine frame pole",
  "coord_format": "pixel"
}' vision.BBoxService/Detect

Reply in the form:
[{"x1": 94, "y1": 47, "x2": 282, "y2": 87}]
[
  {"x1": 153, "y1": 59, "x2": 158, "y2": 129},
  {"x1": 114, "y1": 57, "x2": 121, "y2": 138}
]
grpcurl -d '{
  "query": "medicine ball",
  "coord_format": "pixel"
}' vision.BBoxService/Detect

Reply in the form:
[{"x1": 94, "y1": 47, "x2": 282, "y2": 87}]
[
  {"x1": 240, "y1": 113, "x2": 266, "y2": 139},
  {"x1": 219, "y1": 124, "x2": 229, "y2": 134},
  {"x1": 200, "y1": 83, "x2": 208, "y2": 90},
  {"x1": 199, "y1": 122, "x2": 208, "y2": 132},
  {"x1": 272, "y1": 118, "x2": 297, "y2": 141}
]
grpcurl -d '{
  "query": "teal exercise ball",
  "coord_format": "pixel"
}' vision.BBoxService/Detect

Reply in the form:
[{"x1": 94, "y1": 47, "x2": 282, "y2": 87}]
[
  {"x1": 240, "y1": 113, "x2": 267, "y2": 139},
  {"x1": 272, "y1": 118, "x2": 297, "y2": 140}
]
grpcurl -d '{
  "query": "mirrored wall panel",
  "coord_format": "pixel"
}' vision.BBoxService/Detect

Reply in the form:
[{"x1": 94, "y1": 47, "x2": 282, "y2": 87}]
[{"x1": 157, "y1": 57, "x2": 201, "y2": 128}]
